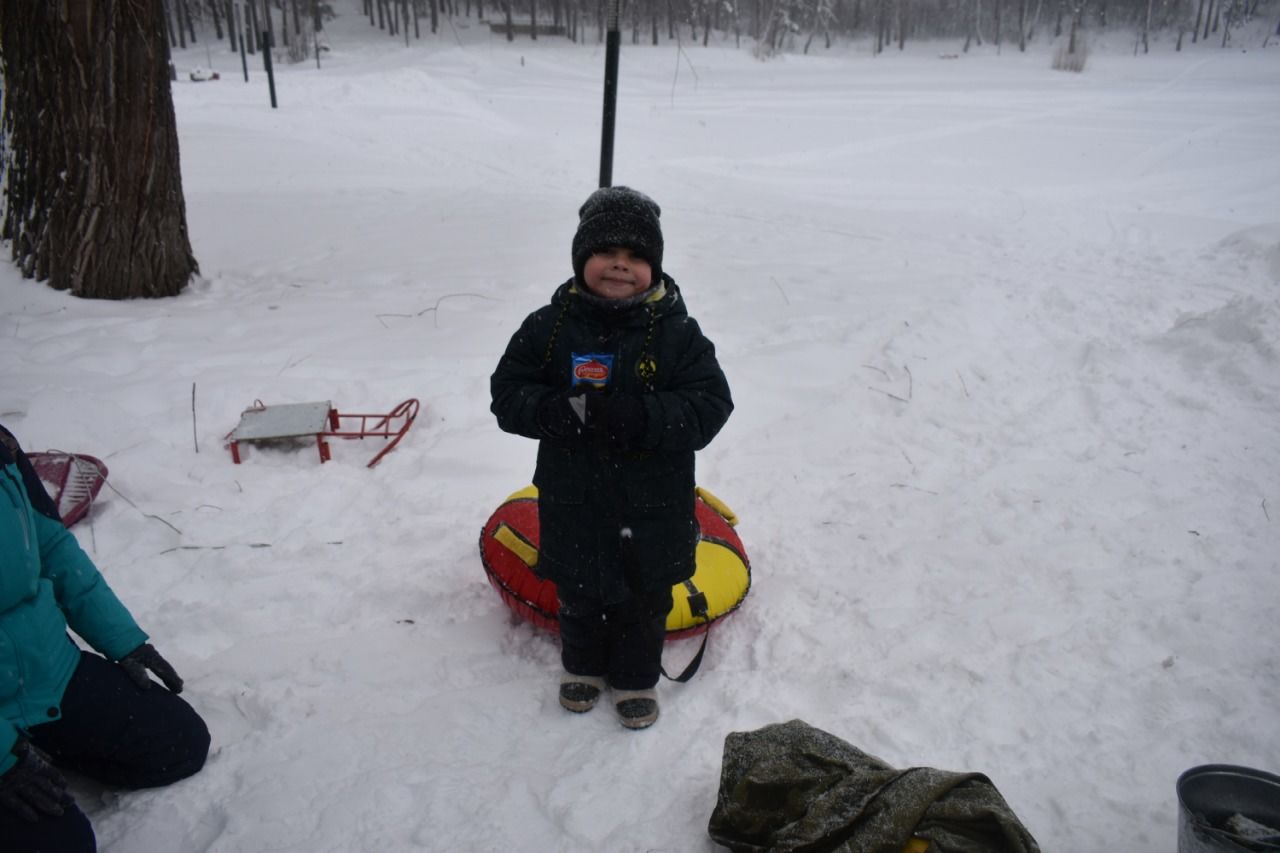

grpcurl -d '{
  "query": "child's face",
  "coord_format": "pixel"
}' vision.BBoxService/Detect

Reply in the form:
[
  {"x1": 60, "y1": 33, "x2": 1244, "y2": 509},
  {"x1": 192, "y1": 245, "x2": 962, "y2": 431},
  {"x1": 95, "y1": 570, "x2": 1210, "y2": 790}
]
[{"x1": 582, "y1": 247, "x2": 653, "y2": 300}]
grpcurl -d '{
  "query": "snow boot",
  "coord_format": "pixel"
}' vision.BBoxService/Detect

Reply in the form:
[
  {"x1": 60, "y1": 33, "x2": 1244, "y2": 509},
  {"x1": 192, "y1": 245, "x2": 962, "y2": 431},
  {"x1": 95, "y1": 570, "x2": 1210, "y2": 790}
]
[
  {"x1": 559, "y1": 673, "x2": 606, "y2": 713},
  {"x1": 614, "y1": 688, "x2": 659, "y2": 730}
]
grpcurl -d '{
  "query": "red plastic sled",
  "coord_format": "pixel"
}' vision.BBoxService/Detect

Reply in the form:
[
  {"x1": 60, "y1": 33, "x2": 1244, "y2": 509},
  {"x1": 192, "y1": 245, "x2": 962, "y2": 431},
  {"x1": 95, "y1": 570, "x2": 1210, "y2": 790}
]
[{"x1": 28, "y1": 452, "x2": 109, "y2": 527}]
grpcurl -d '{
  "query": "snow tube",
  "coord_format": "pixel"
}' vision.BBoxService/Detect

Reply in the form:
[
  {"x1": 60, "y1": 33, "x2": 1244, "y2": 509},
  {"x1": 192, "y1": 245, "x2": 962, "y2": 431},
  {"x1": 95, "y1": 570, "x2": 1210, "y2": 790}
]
[{"x1": 479, "y1": 485, "x2": 750, "y2": 640}]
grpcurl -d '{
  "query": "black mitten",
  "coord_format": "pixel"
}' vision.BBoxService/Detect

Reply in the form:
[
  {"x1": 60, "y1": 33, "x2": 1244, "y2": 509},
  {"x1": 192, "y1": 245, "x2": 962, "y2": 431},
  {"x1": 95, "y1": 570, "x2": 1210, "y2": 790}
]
[
  {"x1": 535, "y1": 390, "x2": 589, "y2": 440},
  {"x1": 119, "y1": 643, "x2": 184, "y2": 693},
  {"x1": 588, "y1": 393, "x2": 647, "y2": 451},
  {"x1": 0, "y1": 739, "x2": 70, "y2": 822}
]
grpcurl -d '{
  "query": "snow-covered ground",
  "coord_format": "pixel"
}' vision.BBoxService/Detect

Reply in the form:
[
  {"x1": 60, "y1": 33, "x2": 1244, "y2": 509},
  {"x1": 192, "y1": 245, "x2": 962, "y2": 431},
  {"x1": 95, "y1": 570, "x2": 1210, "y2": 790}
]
[{"x1": 2, "y1": 8, "x2": 1278, "y2": 851}]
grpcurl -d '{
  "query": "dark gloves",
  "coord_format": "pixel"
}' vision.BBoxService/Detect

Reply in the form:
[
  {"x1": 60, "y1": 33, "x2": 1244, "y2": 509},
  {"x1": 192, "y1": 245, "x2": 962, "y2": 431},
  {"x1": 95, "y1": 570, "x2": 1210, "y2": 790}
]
[
  {"x1": 119, "y1": 643, "x2": 184, "y2": 693},
  {"x1": 588, "y1": 393, "x2": 647, "y2": 451},
  {"x1": 536, "y1": 390, "x2": 647, "y2": 451},
  {"x1": 0, "y1": 738, "x2": 70, "y2": 822},
  {"x1": 535, "y1": 390, "x2": 589, "y2": 440}
]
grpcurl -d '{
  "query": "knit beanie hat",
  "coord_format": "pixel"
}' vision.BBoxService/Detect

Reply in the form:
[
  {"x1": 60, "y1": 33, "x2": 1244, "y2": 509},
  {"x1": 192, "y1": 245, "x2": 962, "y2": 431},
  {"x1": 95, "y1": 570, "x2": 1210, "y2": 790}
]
[{"x1": 571, "y1": 186, "x2": 664, "y2": 286}]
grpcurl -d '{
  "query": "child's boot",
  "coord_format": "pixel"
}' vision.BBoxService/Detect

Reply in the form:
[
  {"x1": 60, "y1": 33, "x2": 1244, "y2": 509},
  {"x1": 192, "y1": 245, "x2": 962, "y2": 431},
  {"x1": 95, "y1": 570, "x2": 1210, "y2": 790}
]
[
  {"x1": 614, "y1": 688, "x2": 659, "y2": 729},
  {"x1": 559, "y1": 673, "x2": 606, "y2": 713}
]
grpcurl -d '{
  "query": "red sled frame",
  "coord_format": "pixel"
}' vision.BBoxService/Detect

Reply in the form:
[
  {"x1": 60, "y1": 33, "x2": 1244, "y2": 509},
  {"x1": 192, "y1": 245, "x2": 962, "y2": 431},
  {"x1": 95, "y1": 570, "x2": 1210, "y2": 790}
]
[{"x1": 227, "y1": 398, "x2": 420, "y2": 468}]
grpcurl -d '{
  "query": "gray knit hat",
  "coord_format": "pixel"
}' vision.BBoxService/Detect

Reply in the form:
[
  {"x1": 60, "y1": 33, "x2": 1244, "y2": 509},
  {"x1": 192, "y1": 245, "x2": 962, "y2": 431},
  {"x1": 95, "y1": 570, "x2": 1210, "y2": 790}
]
[{"x1": 571, "y1": 186, "x2": 664, "y2": 285}]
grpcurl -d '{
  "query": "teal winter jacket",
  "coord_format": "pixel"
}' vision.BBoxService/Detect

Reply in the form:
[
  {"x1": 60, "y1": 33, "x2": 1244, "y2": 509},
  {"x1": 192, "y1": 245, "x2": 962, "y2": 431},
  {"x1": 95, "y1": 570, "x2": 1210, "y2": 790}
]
[{"x1": 0, "y1": 426, "x2": 146, "y2": 775}]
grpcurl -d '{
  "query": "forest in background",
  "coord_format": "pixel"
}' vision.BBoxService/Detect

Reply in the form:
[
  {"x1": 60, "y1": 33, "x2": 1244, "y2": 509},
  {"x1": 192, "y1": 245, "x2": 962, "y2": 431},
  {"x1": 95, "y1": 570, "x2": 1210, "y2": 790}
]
[{"x1": 165, "y1": 0, "x2": 1280, "y2": 60}]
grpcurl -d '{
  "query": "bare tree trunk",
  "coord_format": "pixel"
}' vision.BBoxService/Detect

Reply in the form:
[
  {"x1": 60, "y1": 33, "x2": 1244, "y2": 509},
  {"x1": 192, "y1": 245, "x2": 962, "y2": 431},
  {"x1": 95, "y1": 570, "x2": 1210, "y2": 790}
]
[
  {"x1": 182, "y1": 0, "x2": 197, "y2": 42},
  {"x1": 1202, "y1": 0, "x2": 1214, "y2": 38},
  {"x1": 1192, "y1": 0, "x2": 1205, "y2": 40},
  {"x1": 1018, "y1": 0, "x2": 1027, "y2": 48},
  {"x1": 246, "y1": 0, "x2": 258, "y2": 52},
  {"x1": 164, "y1": 0, "x2": 179, "y2": 45},
  {"x1": 503, "y1": 0, "x2": 514, "y2": 39},
  {"x1": 0, "y1": 0, "x2": 198, "y2": 298},
  {"x1": 210, "y1": 0, "x2": 225, "y2": 38}
]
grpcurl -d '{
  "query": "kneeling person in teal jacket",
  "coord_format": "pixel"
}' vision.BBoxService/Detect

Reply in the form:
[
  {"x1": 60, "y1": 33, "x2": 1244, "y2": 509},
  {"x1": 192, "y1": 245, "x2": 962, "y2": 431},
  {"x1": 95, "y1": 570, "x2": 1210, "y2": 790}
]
[{"x1": 0, "y1": 424, "x2": 210, "y2": 852}]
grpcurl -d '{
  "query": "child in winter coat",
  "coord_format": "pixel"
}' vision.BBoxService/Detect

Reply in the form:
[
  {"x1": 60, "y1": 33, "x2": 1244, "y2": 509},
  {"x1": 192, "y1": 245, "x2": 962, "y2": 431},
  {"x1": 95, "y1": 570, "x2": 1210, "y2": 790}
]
[
  {"x1": 490, "y1": 187, "x2": 733, "y2": 729},
  {"x1": 0, "y1": 424, "x2": 210, "y2": 852}
]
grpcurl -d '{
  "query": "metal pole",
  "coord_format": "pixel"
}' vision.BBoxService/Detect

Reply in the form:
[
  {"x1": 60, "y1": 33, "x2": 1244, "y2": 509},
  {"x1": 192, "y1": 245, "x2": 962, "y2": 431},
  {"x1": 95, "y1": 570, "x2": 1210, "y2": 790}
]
[
  {"x1": 598, "y1": 0, "x2": 622, "y2": 188},
  {"x1": 236, "y1": 3, "x2": 249, "y2": 81},
  {"x1": 262, "y1": 29, "x2": 278, "y2": 108}
]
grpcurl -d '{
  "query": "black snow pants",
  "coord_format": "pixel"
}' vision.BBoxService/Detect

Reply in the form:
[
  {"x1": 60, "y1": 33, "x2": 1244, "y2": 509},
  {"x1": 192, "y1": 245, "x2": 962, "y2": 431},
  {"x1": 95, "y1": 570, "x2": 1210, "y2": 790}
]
[
  {"x1": 558, "y1": 585, "x2": 673, "y2": 691},
  {"x1": 1, "y1": 650, "x2": 210, "y2": 853}
]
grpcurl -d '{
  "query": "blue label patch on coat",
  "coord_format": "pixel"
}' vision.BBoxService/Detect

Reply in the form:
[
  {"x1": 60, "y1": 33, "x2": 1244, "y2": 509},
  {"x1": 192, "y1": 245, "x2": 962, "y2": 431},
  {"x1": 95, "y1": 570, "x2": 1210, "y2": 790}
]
[{"x1": 571, "y1": 353, "x2": 613, "y2": 388}]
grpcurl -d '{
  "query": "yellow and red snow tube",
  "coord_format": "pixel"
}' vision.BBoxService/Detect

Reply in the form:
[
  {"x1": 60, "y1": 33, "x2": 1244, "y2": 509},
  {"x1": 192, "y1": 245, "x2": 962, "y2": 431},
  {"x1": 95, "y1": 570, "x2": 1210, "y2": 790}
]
[{"x1": 479, "y1": 485, "x2": 750, "y2": 640}]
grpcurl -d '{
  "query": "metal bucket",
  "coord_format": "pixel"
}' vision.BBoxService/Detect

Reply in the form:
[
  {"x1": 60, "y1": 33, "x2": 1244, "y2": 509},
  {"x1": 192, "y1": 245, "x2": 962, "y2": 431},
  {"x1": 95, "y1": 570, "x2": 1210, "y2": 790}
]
[{"x1": 1177, "y1": 765, "x2": 1280, "y2": 853}]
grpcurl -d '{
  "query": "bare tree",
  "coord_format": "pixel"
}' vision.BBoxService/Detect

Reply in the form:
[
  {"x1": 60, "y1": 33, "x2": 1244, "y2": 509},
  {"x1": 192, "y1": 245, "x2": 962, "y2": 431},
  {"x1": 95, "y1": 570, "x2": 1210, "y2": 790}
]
[
  {"x1": 210, "y1": 0, "x2": 225, "y2": 38},
  {"x1": 1138, "y1": 0, "x2": 1152, "y2": 51},
  {"x1": 0, "y1": 0, "x2": 198, "y2": 299}
]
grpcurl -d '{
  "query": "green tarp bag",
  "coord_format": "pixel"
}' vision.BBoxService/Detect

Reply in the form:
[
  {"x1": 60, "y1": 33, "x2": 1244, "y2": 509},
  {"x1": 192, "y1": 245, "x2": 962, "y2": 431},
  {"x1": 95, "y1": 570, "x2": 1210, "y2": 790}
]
[{"x1": 708, "y1": 720, "x2": 1041, "y2": 853}]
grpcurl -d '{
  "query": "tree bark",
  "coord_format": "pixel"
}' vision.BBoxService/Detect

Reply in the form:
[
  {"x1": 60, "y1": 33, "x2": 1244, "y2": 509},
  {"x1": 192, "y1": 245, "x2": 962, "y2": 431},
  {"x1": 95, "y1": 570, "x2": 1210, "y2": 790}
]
[
  {"x1": 164, "y1": 0, "x2": 179, "y2": 45},
  {"x1": 210, "y1": 0, "x2": 225, "y2": 39},
  {"x1": 0, "y1": 0, "x2": 198, "y2": 299},
  {"x1": 183, "y1": 0, "x2": 197, "y2": 41}
]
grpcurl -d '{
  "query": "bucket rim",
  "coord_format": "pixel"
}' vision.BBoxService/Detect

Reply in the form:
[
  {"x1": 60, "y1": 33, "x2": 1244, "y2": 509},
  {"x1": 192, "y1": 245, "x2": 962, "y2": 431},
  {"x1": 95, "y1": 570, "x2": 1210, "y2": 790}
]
[{"x1": 1178, "y1": 764, "x2": 1280, "y2": 798}]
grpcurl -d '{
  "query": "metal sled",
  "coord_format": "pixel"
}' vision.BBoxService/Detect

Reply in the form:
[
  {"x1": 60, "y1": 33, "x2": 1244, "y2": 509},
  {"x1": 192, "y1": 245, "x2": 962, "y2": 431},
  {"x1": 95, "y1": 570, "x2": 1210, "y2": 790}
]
[{"x1": 226, "y1": 398, "x2": 420, "y2": 468}]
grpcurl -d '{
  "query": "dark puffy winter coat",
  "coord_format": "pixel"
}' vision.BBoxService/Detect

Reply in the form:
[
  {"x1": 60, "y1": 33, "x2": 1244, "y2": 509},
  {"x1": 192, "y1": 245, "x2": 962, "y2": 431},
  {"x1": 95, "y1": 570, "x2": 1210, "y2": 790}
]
[
  {"x1": 490, "y1": 277, "x2": 733, "y2": 605},
  {"x1": 1, "y1": 425, "x2": 146, "y2": 775}
]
